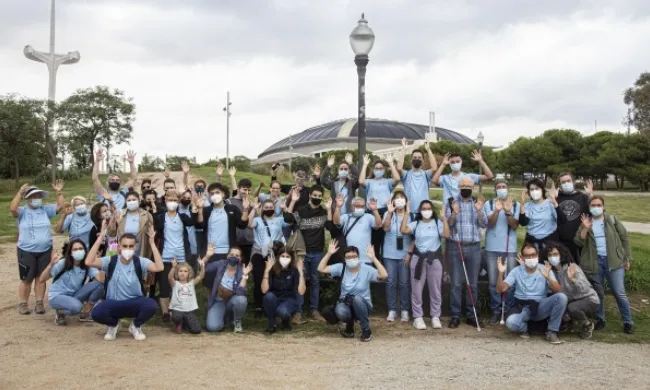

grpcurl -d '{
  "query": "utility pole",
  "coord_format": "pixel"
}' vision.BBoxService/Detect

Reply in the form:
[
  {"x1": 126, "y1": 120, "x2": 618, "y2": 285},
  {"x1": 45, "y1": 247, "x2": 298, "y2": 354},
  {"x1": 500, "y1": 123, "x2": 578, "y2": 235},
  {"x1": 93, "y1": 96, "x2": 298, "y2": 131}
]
[
  {"x1": 288, "y1": 133, "x2": 294, "y2": 171},
  {"x1": 223, "y1": 91, "x2": 232, "y2": 169}
]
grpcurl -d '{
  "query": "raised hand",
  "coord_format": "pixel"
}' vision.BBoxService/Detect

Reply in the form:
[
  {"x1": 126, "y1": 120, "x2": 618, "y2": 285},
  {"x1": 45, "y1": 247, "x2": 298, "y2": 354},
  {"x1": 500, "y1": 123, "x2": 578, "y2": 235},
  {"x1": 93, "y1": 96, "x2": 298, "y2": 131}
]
[
  {"x1": 521, "y1": 189, "x2": 529, "y2": 203},
  {"x1": 198, "y1": 257, "x2": 206, "y2": 269},
  {"x1": 496, "y1": 256, "x2": 506, "y2": 273},
  {"x1": 278, "y1": 200, "x2": 287, "y2": 211},
  {"x1": 291, "y1": 188, "x2": 300, "y2": 202},
  {"x1": 387, "y1": 155, "x2": 395, "y2": 168},
  {"x1": 567, "y1": 263, "x2": 577, "y2": 280},
  {"x1": 95, "y1": 149, "x2": 105, "y2": 163},
  {"x1": 193, "y1": 194, "x2": 205, "y2": 209},
  {"x1": 540, "y1": 261, "x2": 552, "y2": 278},
  {"x1": 181, "y1": 161, "x2": 190, "y2": 174},
  {"x1": 228, "y1": 166, "x2": 237, "y2": 177},
  {"x1": 150, "y1": 177, "x2": 160, "y2": 190},
  {"x1": 325, "y1": 197, "x2": 333, "y2": 210},
  {"x1": 547, "y1": 182, "x2": 559, "y2": 200},
  {"x1": 424, "y1": 142, "x2": 432, "y2": 153},
  {"x1": 451, "y1": 200, "x2": 460, "y2": 215},
  {"x1": 126, "y1": 150, "x2": 136, "y2": 163},
  {"x1": 494, "y1": 198, "x2": 504, "y2": 212},
  {"x1": 474, "y1": 194, "x2": 485, "y2": 212},
  {"x1": 265, "y1": 254, "x2": 275, "y2": 271},
  {"x1": 366, "y1": 244, "x2": 376, "y2": 260},
  {"x1": 216, "y1": 164, "x2": 224, "y2": 177},
  {"x1": 163, "y1": 167, "x2": 171, "y2": 178},
  {"x1": 335, "y1": 193, "x2": 344, "y2": 208},
  {"x1": 312, "y1": 165, "x2": 321, "y2": 177},
  {"x1": 328, "y1": 239, "x2": 339, "y2": 255},
  {"x1": 100, "y1": 219, "x2": 109, "y2": 236},
  {"x1": 296, "y1": 257, "x2": 304, "y2": 272},
  {"x1": 99, "y1": 188, "x2": 112, "y2": 202},
  {"x1": 386, "y1": 200, "x2": 396, "y2": 213},
  {"x1": 584, "y1": 179, "x2": 594, "y2": 197},
  {"x1": 368, "y1": 198, "x2": 378, "y2": 211},
  {"x1": 503, "y1": 197, "x2": 514, "y2": 213},
  {"x1": 580, "y1": 214, "x2": 592, "y2": 230},
  {"x1": 49, "y1": 249, "x2": 60, "y2": 266},
  {"x1": 327, "y1": 155, "x2": 335, "y2": 167},
  {"x1": 52, "y1": 179, "x2": 64, "y2": 192},
  {"x1": 251, "y1": 199, "x2": 261, "y2": 211},
  {"x1": 516, "y1": 254, "x2": 524, "y2": 266},
  {"x1": 471, "y1": 150, "x2": 483, "y2": 162},
  {"x1": 172, "y1": 257, "x2": 178, "y2": 268},
  {"x1": 363, "y1": 154, "x2": 371, "y2": 166},
  {"x1": 441, "y1": 153, "x2": 451, "y2": 166},
  {"x1": 62, "y1": 203, "x2": 73, "y2": 215},
  {"x1": 344, "y1": 152, "x2": 353, "y2": 165},
  {"x1": 401, "y1": 137, "x2": 407, "y2": 148},
  {"x1": 18, "y1": 183, "x2": 30, "y2": 195},
  {"x1": 243, "y1": 262, "x2": 253, "y2": 276},
  {"x1": 242, "y1": 196, "x2": 250, "y2": 210}
]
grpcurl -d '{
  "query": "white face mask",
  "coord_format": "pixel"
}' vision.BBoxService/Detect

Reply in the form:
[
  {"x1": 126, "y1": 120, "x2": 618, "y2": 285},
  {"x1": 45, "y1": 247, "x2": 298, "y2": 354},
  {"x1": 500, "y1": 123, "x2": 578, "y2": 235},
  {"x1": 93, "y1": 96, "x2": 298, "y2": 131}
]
[
  {"x1": 121, "y1": 249, "x2": 135, "y2": 261},
  {"x1": 529, "y1": 189, "x2": 543, "y2": 201},
  {"x1": 394, "y1": 199, "x2": 406, "y2": 209},
  {"x1": 279, "y1": 257, "x2": 291, "y2": 268},
  {"x1": 166, "y1": 201, "x2": 179, "y2": 211},
  {"x1": 352, "y1": 208, "x2": 366, "y2": 217},
  {"x1": 345, "y1": 258, "x2": 360, "y2": 268},
  {"x1": 548, "y1": 256, "x2": 561, "y2": 267},
  {"x1": 126, "y1": 200, "x2": 139, "y2": 211},
  {"x1": 525, "y1": 258, "x2": 539, "y2": 269},
  {"x1": 211, "y1": 194, "x2": 223, "y2": 204},
  {"x1": 421, "y1": 210, "x2": 433, "y2": 219}
]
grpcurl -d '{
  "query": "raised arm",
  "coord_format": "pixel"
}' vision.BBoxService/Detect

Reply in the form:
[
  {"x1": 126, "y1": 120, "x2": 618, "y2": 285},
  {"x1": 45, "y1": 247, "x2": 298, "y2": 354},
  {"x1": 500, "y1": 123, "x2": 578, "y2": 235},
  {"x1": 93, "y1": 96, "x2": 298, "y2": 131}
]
[
  {"x1": 383, "y1": 202, "x2": 395, "y2": 232},
  {"x1": 368, "y1": 199, "x2": 382, "y2": 228},
  {"x1": 367, "y1": 245, "x2": 388, "y2": 280},
  {"x1": 168, "y1": 259, "x2": 178, "y2": 288},
  {"x1": 55, "y1": 204, "x2": 73, "y2": 233},
  {"x1": 52, "y1": 180, "x2": 65, "y2": 213},
  {"x1": 145, "y1": 224, "x2": 164, "y2": 273},
  {"x1": 215, "y1": 164, "x2": 224, "y2": 184},
  {"x1": 397, "y1": 138, "x2": 407, "y2": 173},
  {"x1": 317, "y1": 239, "x2": 339, "y2": 274},
  {"x1": 472, "y1": 150, "x2": 494, "y2": 182},
  {"x1": 9, "y1": 183, "x2": 29, "y2": 218},
  {"x1": 424, "y1": 143, "x2": 438, "y2": 176},
  {"x1": 86, "y1": 221, "x2": 108, "y2": 269},
  {"x1": 92, "y1": 149, "x2": 106, "y2": 194},
  {"x1": 333, "y1": 193, "x2": 344, "y2": 225},
  {"x1": 39, "y1": 250, "x2": 61, "y2": 283},
  {"x1": 496, "y1": 257, "x2": 510, "y2": 293},
  {"x1": 124, "y1": 150, "x2": 138, "y2": 189},
  {"x1": 228, "y1": 166, "x2": 237, "y2": 193},
  {"x1": 432, "y1": 153, "x2": 450, "y2": 186},
  {"x1": 296, "y1": 257, "x2": 306, "y2": 295},
  {"x1": 247, "y1": 200, "x2": 259, "y2": 229},
  {"x1": 181, "y1": 161, "x2": 190, "y2": 192},
  {"x1": 193, "y1": 257, "x2": 206, "y2": 285},
  {"x1": 320, "y1": 155, "x2": 335, "y2": 188},
  {"x1": 387, "y1": 157, "x2": 400, "y2": 186},
  {"x1": 253, "y1": 182, "x2": 264, "y2": 198},
  {"x1": 358, "y1": 154, "x2": 370, "y2": 186},
  {"x1": 261, "y1": 253, "x2": 275, "y2": 294},
  {"x1": 400, "y1": 202, "x2": 412, "y2": 234}
]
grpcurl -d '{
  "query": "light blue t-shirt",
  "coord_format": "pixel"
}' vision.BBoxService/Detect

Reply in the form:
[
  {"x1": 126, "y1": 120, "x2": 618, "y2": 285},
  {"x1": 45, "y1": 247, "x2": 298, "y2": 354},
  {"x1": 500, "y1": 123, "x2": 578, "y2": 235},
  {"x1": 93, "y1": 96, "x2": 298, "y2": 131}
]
[
  {"x1": 253, "y1": 216, "x2": 287, "y2": 248},
  {"x1": 259, "y1": 194, "x2": 285, "y2": 217},
  {"x1": 364, "y1": 178, "x2": 394, "y2": 209},
  {"x1": 208, "y1": 208, "x2": 230, "y2": 254},
  {"x1": 408, "y1": 219, "x2": 444, "y2": 254},
  {"x1": 439, "y1": 173, "x2": 480, "y2": 203},
  {"x1": 123, "y1": 211, "x2": 141, "y2": 254},
  {"x1": 484, "y1": 200, "x2": 520, "y2": 253},
  {"x1": 17, "y1": 204, "x2": 58, "y2": 252},
  {"x1": 340, "y1": 213, "x2": 377, "y2": 264},
  {"x1": 329, "y1": 263, "x2": 378, "y2": 308},
  {"x1": 337, "y1": 182, "x2": 349, "y2": 215},
  {"x1": 97, "y1": 188, "x2": 129, "y2": 210},
  {"x1": 401, "y1": 169, "x2": 431, "y2": 210},
  {"x1": 220, "y1": 271, "x2": 236, "y2": 292},
  {"x1": 48, "y1": 259, "x2": 100, "y2": 300},
  {"x1": 523, "y1": 200, "x2": 557, "y2": 239},
  {"x1": 63, "y1": 213, "x2": 94, "y2": 248},
  {"x1": 179, "y1": 205, "x2": 197, "y2": 255},
  {"x1": 100, "y1": 256, "x2": 152, "y2": 300},
  {"x1": 592, "y1": 219, "x2": 607, "y2": 256},
  {"x1": 504, "y1": 264, "x2": 557, "y2": 301},
  {"x1": 162, "y1": 213, "x2": 185, "y2": 262},
  {"x1": 382, "y1": 213, "x2": 412, "y2": 260}
]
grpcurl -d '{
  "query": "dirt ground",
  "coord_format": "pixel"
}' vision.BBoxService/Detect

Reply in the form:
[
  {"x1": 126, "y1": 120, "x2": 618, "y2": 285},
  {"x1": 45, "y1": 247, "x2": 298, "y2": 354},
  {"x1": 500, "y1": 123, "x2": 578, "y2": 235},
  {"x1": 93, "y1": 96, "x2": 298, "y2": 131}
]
[{"x1": 1, "y1": 238, "x2": 649, "y2": 390}]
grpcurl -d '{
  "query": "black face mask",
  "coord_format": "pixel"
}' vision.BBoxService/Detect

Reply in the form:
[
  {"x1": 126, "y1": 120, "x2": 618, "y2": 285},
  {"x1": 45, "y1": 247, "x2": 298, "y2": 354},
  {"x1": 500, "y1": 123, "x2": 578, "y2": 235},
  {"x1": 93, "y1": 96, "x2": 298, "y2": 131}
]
[
  {"x1": 460, "y1": 188, "x2": 473, "y2": 199},
  {"x1": 311, "y1": 197, "x2": 322, "y2": 206},
  {"x1": 262, "y1": 209, "x2": 275, "y2": 217},
  {"x1": 195, "y1": 186, "x2": 204, "y2": 193},
  {"x1": 412, "y1": 160, "x2": 422, "y2": 169},
  {"x1": 108, "y1": 182, "x2": 120, "y2": 191},
  {"x1": 180, "y1": 199, "x2": 191, "y2": 207}
]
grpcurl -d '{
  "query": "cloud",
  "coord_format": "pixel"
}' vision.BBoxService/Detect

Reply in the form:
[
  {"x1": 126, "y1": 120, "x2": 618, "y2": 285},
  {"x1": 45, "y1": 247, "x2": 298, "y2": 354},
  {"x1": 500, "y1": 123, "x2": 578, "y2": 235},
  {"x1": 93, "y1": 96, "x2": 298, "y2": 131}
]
[{"x1": 1, "y1": 0, "x2": 649, "y2": 163}]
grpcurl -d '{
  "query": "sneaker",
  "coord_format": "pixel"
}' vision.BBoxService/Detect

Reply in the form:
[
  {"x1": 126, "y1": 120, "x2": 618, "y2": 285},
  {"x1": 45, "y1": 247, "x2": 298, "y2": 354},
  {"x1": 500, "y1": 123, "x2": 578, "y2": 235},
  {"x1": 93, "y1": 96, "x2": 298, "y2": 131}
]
[
  {"x1": 55, "y1": 311, "x2": 67, "y2": 326},
  {"x1": 579, "y1": 321, "x2": 595, "y2": 340},
  {"x1": 264, "y1": 326, "x2": 277, "y2": 334},
  {"x1": 545, "y1": 331, "x2": 562, "y2": 344},
  {"x1": 488, "y1": 312, "x2": 501, "y2": 325},
  {"x1": 520, "y1": 332, "x2": 530, "y2": 339},
  {"x1": 35, "y1": 301, "x2": 46, "y2": 315},
  {"x1": 129, "y1": 322, "x2": 147, "y2": 341},
  {"x1": 291, "y1": 313, "x2": 306, "y2": 325},
  {"x1": 281, "y1": 318, "x2": 292, "y2": 331},
  {"x1": 308, "y1": 311, "x2": 326, "y2": 322},
  {"x1": 161, "y1": 313, "x2": 171, "y2": 324},
  {"x1": 360, "y1": 328, "x2": 372, "y2": 342},
  {"x1": 400, "y1": 311, "x2": 410, "y2": 323},
  {"x1": 448, "y1": 317, "x2": 461, "y2": 329},
  {"x1": 413, "y1": 317, "x2": 427, "y2": 330},
  {"x1": 339, "y1": 322, "x2": 355, "y2": 338},
  {"x1": 78, "y1": 311, "x2": 94, "y2": 322},
  {"x1": 386, "y1": 311, "x2": 397, "y2": 322},
  {"x1": 104, "y1": 324, "x2": 120, "y2": 341},
  {"x1": 432, "y1": 317, "x2": 442, "y2": 329},
  {"x1": 18, "y1": 302, "x2": 31, "y2": 315},
  {"x1": 594, "y1": 319, "x2": 606, "y2": 331},
  {"x1": 623, "y1": 323, "x2": 634, "y2": 334},
  {"x1": 234, "y1": 320, "x2": 243, "y2": 333}
]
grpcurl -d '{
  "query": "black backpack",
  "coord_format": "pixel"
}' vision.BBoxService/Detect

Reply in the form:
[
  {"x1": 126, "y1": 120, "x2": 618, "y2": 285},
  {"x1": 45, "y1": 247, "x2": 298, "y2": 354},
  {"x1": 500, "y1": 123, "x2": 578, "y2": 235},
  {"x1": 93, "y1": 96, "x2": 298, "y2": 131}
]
[
  {"x1": 104, "y1": 255, "x2": 145, "y2": 297},
  {"x1": 323, "y1": 265, "x2": 348, "y2": 325},
  {"x1": 52, "y1": 267, "x2": 89, "y2": 284}
]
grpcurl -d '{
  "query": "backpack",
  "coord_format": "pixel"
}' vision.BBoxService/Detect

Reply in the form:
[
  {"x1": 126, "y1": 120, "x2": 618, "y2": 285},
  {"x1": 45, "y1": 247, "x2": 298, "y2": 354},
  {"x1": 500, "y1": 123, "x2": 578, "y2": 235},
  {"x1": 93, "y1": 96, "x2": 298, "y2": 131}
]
[
  {"x1": 52, "y1": 267, "x2": 89, "y2": 284},
  {"x1": 323, "y1": 265, "x2": 347, "y2": 325},
  {"x1": 104, "y1": 255, "x2": 146, "y2": 297}
]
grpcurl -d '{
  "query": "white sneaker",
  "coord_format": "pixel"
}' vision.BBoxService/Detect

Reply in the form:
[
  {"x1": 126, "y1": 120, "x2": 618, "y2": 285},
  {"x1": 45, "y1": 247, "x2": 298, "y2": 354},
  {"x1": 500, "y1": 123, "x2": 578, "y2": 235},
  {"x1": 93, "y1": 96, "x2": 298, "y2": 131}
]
[
  {"x1": 400, "y1": 311, "x2": 409, "y2": 322},
  {"x1": 432, "y1": 317, "x2": 442, "y2": 329},
  {"x1": 386, "y1": 311, "x2": 397, "y2": 322},
  {"x1": 104, "y1": 324, "x2": 119, "y2": 341},
  {"x1": 234, "y1": 320, "x2": 243, "y2": 333},
  {"x1": 413, "y1": 317, "x2": 427, "y2": 330},
  {"x1": 129, "y1": 322, "x2": 146, "y2": 341}
]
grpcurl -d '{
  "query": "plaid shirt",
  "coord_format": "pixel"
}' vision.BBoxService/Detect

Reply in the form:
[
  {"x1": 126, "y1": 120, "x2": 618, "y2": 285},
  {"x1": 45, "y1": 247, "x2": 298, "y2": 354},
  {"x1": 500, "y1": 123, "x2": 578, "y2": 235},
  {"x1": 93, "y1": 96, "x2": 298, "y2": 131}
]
[{"x1": 445, "y1": 196, "x2": 488, "y2": 243}]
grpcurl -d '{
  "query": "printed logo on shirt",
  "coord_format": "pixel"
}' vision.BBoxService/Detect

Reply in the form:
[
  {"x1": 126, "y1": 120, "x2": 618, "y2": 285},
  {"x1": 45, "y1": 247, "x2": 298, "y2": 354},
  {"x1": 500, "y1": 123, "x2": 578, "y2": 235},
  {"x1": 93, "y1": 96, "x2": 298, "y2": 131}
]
[{"x1": 559, "y1": 199, "x2": 581, "y2": 221}]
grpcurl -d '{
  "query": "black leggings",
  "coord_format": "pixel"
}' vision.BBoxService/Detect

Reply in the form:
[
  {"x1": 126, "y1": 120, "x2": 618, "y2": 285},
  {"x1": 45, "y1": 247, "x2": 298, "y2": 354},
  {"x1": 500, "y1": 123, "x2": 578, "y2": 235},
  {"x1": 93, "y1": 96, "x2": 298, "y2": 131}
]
[
  {"x1": 171, "y1": 310, "x2": 202, "y2": 334},
  {"x1": 250, "y1": 253, "x2": 268, "y2": 308}
]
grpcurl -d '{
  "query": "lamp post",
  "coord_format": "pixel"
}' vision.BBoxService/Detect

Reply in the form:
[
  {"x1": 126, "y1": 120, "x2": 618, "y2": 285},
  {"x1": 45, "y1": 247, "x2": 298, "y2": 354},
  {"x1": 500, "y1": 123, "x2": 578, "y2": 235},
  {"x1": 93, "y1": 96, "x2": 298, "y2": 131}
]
[
  {"x1": 477, "y1": 130, "x2": 485, "y2": 193},
  {"x1": 223, "y1": 91, "x2": 232, "y2": 169},
  {"x1": 350, "y1": 13, "x2": 375, "y2": 197}
]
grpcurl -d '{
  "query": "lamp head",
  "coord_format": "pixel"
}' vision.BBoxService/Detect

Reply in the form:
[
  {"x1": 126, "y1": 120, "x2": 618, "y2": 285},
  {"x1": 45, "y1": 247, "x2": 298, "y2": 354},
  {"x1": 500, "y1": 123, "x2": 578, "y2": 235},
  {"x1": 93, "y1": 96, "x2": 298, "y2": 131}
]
[{"x1": 349, "y1": 13, "x2": 375, "y2": 56}]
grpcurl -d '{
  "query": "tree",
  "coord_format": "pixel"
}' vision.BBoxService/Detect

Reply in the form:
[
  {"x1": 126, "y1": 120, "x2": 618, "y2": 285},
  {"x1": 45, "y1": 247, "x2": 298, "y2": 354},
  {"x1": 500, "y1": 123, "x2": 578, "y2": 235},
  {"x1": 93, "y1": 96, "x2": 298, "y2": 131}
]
[
  {"x1": 139, "y1": 154, "x2": 165, "y2": 172},
  {"x1": 0, "y1": 95, "x2": 47, "y2": 186},
  {"x1": 624, "y1": 72, "x2": 650, "y2": 135},
  {"x1": 57, "y1": 86, "x2": 135, "y2": 171}
]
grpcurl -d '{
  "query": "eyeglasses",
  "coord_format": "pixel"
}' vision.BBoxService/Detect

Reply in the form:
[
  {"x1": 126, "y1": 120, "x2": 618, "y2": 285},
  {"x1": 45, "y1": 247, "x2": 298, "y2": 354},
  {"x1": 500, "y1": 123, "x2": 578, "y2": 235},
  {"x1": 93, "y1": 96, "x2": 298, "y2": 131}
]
[{"x1": 339, "y1": 168, "x2": 349, "y2": 171}]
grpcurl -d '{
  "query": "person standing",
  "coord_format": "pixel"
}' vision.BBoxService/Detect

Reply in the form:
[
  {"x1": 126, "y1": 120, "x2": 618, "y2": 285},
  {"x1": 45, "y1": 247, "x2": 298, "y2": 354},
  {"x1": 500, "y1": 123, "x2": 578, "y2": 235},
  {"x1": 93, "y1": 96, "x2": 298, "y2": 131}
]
[
  {"x1": 227, "y1": 178, "x2": 255, "y2": 264},
  {"x1": 55, "y1": 195, "x2": 94, "y2": 248},
  {"x1": 396, "y1": 139, "x2": 438, "y2": 208},
  {"x1": 556, "y1": 173, "x2": 593, "y2": 262},
  {"x1": 519, "y1": 178, "x2": 564, "y2": 256},
  {"x1": 321, "y1": 153, "x2": 359, "y2": 216},
  {"x1": 92, "y1": 149, "x2": 137, "y2": 212},
  {"x1": 432, "y1": 151, "x2": 494, "y2": 203},
  {"x1": 333, "y1": 195, "x2": 382, "y2": 265}
]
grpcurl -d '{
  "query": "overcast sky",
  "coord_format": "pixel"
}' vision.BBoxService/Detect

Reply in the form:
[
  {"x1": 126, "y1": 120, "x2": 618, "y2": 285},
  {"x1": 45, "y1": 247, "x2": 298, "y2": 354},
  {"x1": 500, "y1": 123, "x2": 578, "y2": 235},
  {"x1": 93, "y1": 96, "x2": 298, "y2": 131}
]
[{"x1": 2, "y1": 0, "x2": 649, "y2": 163}]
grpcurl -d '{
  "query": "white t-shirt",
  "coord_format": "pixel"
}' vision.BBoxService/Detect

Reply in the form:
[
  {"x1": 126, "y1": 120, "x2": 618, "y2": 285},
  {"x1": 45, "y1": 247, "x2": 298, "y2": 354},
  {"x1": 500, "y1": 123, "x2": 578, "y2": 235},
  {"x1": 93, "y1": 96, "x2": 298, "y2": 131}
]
[{"x1": 169, "y1": 282, "x2": 199, "y2": 312}]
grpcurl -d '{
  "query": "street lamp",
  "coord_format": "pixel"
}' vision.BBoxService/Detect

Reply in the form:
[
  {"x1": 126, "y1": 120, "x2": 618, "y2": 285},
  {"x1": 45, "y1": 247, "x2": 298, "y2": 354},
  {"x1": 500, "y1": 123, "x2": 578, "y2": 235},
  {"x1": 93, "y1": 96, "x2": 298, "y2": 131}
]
[
  {"x1": 223, "y1": 91, "x2": 232, "y2": 169},
  {"x1": 476, "y1": 130, "x2": 485, "y2": 193},
  {"x1": 350, "y1": 13, "x2": 375, "y2": 197}
]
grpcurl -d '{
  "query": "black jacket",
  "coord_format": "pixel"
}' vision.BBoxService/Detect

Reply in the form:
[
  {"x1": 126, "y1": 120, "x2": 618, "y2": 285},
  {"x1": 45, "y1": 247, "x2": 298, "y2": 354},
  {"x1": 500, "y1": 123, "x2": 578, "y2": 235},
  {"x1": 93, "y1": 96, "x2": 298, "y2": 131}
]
[
  {"x1": 195, "y1": 204, "x2": 248, "y2": 257},
  {"x1": 153, "y1": 210, "x2": 196, "y2": 262}
]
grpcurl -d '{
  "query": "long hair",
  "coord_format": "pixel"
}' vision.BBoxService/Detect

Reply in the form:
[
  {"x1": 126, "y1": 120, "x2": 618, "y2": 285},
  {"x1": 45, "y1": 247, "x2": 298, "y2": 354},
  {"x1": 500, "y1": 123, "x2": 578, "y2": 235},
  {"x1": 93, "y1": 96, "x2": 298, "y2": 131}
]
[
  {"x1": 545, "y1": 241, "x2": 575, "y2": 265},
  {"x1": 271, "y1": 246, "x2": 296, "y2": 276},
  {"x1": 367, "y1": 160, "x2": 387, "y2": 179},
  {"x1": 63, "y1": 239, "x2": 89, "y2": 271},
  {"x1": 90, "y1": 203, "x2": 107, "y2": 229},
  {"x1": 174, "y1": 262, "x2": 196, "y2": 282}
]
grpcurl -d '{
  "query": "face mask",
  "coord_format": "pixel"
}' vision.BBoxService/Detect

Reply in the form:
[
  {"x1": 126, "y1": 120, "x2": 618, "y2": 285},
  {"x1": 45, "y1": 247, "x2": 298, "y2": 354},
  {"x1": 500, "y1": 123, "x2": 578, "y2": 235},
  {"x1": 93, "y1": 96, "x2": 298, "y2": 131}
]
[
  {"x1": 450, "y1": 163, "x2": 462, "y2": 172},
  {"x1": 496, "y1": 189, "x2": 508, "y2": 199},
  {"x1": 460, "y1": 188, "x2": 473, "y2": 198},
  {"x1": 180, "y1": 199, "x2": 191, "y2": 207},
  {"x1": 102, "y1": 211, "x2": 112, "y2": 220},
  {"x1": 394, "y1": 198, "x2": 406, "y2": 209},
  {"x1": 590, "y1": 207, "x2": 603, "y2": 217},
  {"x1": 345, "y1": 258, "x2": 360, "y2": 268},
  {"x1": 211, "y1": 194, "x2": 223, "y2": 204},
  {"x1": 126, "y1": 200, "x2": 139, "y2": 211},
  {"x1": 310, "y1": 197, "x2": 322, "y2": 206},
  {"x1": 338, "y1": 170, "x2": 349, "y2": 178},
  {"x1": 75, "y1": 204, "x2": 87, "y2": 215},
  {"x1": 373, "y1": 170, "x2": 385, "y2": 178},
  {"x1": 525, "y1": 258, "x2": 539, "y2": 269},
  {"x1": 353, "y1": 208, "x2": 366, "y2": 217},
  {"x1": 262, "y1": 209, "x2": 275, "y2": 217},
  {"x1": 227, "y1": 257, "x2": 239, "y2": 267},
  {"x1": 72, "y1": 250, "x2": 86, "y2": 261},
  {"x1": 548, "y1": 256, "x2": 561, "y2": 267},
  {"x1": 30, "y1": 199, "x2": 42, "y2": 208},
  {"x1": 411, "y1": 160, "x2": 422, "y2": 169},
  {"x1": 108, "y1": 182, "x2": 120, "y2": 191},
  {"x1": 421, "y1": 210, "x2": 433, "y2": 219},
  {"x1": 561, "y1": 183, "x2": 574, "y2": 193},
  {"x1": 121, "y1": 249, "x2": 135, "y2": 261},
  {"x1": 279, "y1": 257, "x2": 291, "y2": 268},
  {"x1": 195, "y1": 186, "x2": 204, "y2": 193},
  {"x1": 166, "y1": 201, "x2": 179, "y2": 211},
  {"x1": 529, "y1": 189, "x2": 542, "y2": 201}
]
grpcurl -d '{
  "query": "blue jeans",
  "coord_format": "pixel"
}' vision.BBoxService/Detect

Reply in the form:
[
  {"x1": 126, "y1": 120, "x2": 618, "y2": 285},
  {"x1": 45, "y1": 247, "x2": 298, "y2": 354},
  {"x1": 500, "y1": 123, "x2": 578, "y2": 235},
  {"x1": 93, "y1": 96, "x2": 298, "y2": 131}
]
[
  {"x1": 486, "y1": 251, "x2": 516, "y2": 314},
  {"x1": 206, "y1": 295, "x2": 248, "y2": 332},
  {"x1": 505, "y1": 293, "x2": 568, "y2": 332},
  {"x1": 448, "y1": 242, "x2": 481, "y2": 318},
  {"x1": 49, "y1": 280, "x2": 104, "y2": 315},
  {"x1": 384, "y1": 258, "x2": 410, "y2": 312},
  {"x1": 595, "y1": 255, "x2": 632, "y2": 324},
  {"x1": 295, "y1": 252, "x2": 323, "y2": 314},
  {"x1": 263, "y1": 292, "x2": 296, "y2": 328},
  {"x1": 335, "y1": 296, "x2": 372, "y2": 330},
  {"x1": 91, "y1": 296, "x2": 158, "y2": 327}
]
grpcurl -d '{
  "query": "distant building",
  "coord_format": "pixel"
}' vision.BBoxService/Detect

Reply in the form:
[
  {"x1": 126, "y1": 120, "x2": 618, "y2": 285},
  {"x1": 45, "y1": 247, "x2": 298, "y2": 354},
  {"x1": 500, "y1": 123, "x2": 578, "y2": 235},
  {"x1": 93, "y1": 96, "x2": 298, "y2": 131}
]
[{"x1": 253, "y1": 118, "x2": 475, "y2": 165}]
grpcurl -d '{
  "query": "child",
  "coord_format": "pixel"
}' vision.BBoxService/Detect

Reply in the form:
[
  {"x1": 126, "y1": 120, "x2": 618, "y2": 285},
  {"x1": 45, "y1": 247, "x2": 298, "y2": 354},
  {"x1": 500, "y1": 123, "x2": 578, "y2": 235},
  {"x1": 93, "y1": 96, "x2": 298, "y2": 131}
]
[{"x1": 168, "y1": 253, "x2": 206, "y2": 334}]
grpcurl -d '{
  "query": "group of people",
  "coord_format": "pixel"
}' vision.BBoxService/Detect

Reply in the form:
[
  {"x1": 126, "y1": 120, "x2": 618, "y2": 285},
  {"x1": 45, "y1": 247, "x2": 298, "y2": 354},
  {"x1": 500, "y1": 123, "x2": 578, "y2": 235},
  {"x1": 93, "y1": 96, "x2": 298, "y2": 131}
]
[{"x1": 11, "y1": 140, "x2": 635, "y2": 343}]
